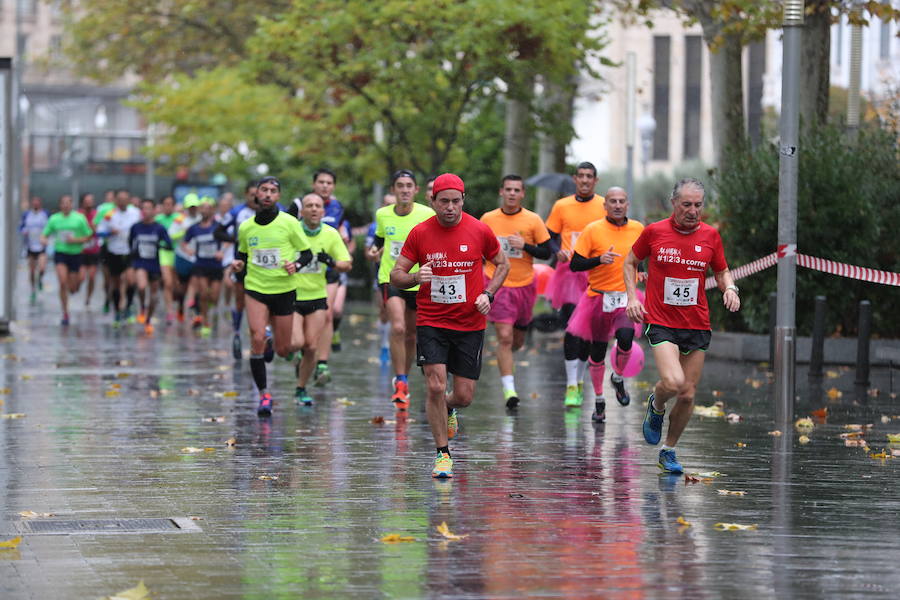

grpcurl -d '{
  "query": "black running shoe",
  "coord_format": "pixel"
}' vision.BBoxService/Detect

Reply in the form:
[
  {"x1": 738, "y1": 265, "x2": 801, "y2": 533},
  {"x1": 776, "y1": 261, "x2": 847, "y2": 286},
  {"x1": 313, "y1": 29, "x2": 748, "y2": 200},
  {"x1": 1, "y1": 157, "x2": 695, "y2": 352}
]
[
  {"x1": 592, "y1": 401, "x2": 607, "y2": 423},
  {"x1": 611, "y1": 373, "x2": 630, "y2": 406}
]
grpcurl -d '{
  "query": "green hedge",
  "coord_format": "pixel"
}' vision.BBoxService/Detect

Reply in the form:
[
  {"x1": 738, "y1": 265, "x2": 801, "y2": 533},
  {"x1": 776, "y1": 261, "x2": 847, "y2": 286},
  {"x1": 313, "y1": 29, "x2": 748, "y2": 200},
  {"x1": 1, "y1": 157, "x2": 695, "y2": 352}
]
[{"x1": 710, "y1": 124, "x2": 900, "y2": 337}]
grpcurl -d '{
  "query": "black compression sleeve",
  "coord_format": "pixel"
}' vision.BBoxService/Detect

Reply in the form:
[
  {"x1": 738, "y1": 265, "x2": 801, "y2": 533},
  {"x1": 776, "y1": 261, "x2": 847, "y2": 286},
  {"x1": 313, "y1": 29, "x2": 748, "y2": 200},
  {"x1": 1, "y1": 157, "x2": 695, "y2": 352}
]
[
  {"x1": 236, "y1": 251, "x2": 248, "y2": 263},
  {"x1": 372, "y1": 235, "x2": 385, "y2": 249},
  {"x1": 570, "y1": 251, "x2": 604, "y2": 272},
  {"x1": 286, "y1": 202, "x2": 299, "y2": 218},
  {"x1": 523, "y1": 240, "x2": 552, "y2": 260},
  {"x1": 548, "y1": 231, "x2": 561, "y2": 254},
  {"x1": 213, "y1": 222, "x2": 236, "y2": 244},
  {"x1": 295, "y1": 248, "x2": 313, "y2": 268}
]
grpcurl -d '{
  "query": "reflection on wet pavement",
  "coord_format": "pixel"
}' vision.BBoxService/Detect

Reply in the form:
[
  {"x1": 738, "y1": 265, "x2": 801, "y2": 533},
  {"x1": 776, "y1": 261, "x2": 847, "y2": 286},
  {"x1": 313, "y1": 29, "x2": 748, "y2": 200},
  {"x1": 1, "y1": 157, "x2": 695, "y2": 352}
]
[{"x1": 1, "y1": 280, "x2": 899, "y2": 598}]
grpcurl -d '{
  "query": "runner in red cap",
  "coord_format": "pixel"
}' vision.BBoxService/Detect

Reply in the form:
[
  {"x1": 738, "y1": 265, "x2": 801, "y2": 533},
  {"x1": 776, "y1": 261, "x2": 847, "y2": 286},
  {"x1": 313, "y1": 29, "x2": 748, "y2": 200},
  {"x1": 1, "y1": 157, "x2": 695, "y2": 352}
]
[{"x1": 391, "y1": 173, "x2": 510, "y2": 478}]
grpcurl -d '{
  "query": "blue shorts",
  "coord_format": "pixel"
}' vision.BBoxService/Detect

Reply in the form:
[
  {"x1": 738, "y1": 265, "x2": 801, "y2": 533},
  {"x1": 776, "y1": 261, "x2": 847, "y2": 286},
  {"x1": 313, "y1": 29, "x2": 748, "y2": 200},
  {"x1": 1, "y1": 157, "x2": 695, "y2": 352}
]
[{"x1": 54, "y1": 252, "x2": 83, "y2": 273}]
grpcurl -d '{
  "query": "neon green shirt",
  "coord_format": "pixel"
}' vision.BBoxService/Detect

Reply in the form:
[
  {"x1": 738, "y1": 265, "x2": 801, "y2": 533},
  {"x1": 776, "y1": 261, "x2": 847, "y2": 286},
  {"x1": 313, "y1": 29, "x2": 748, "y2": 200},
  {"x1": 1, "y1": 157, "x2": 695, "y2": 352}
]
[
  {"x1": 43, "y1": 211, "x2": 92, "y2": 254},
  {"x1": 238, "y1": 212, "x2": 310, "y2": 295},
  {"x1": 296, "y1": 224, "x2": 351, "y2": 301},
  {"x1": 375, "y1": 202, "x2": 435, "y2": 287}
]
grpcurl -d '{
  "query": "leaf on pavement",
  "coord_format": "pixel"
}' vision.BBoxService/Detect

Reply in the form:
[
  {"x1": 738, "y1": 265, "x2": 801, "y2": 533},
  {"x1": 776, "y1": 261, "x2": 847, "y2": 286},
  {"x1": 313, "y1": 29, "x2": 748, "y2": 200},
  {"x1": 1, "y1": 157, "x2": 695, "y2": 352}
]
[
  {"x1": 844, "y1": 439, "x2": 867, "y2": 447},
  {"x1": 436, "y1": 522, "x2": 468, "y2": 541},
  {"x1": 694, "y1": 405, "x2": 725, "y2": 418},
  {"x1": 676, "y1": 516, "x2": 692, "y2": 527},
  {"x1": 0, "y1": 536, "x2": 22, "y2": 548},
  {"x1": 0, "y1": 388, "x2": 10, "y2": 394},
  {"x1": 768, "y1": 430, "x2": 783, "y2": 436},
  {"x1": 726, "y1": 413, "x2": 742, "y2": 423},
  {"x1": 1, "y1": 413, "x2": 25, "y2": 419},
  {"x1": 181, "y1": 447, "x2": 205, "y2": 453},
  {"x1": 202, "y1": 416, "x2": 226, "y2": 423},
  {"x1": 19, "y1": 511, "x2": 54, "y2": 518},
  {"x1": 371, "y1": 416, "x2": 385, "y2": 425},
  {"x1": 794, "y1": 417, "x2": 814, "y2": 431},
  {"x1": 690, "y1": 471, "x2": 726, "y2": 478},
  {"x1": 825, "y1": 369, "x2": 840, "y2": 379},
  {"x1": 711, "y1": 390, "x2": 724, "y2": 397},
  {"x1": 811, "y1": 407, "x2": 828, "y2": 418},
  {"x1": 869, "y1": 450, "x2": 890, "y2": 460},
  {"x1": 103, "y1": 580, "x2": 151, "y2": 600},
  {"x1": 380, "y1": 533, "x2": 415, "y2": 543},
  {"x1": 713, "y1": 523, "x2": 758, "y2": 531},
  {"x1": 258, "y1": 474, "x2": 278, "y2": 480},
  {"x1": 886, "y1": 433, "x2": 900, "y2": 443},
  {"x1": 735, "y1": 442, "x2": 747, "y2": 448},
  {"x1": 798, "y1": 435, "x2": 811, "y2": 444},
  {"x1": 717, "y1": 489, "x2": 747, "y2": 496},
  {"x1": 221, "y1": 391, "x2": 239, "y2": 397},
  {"x1": 105, "y1": 390, "x2": 120, "y2": 397},
  {"x1": 336, "y1": 397, "x2": 355, "y2": 406},
  {"x1": 826, "y1": 387, "x2": 842, "y2": 399}
]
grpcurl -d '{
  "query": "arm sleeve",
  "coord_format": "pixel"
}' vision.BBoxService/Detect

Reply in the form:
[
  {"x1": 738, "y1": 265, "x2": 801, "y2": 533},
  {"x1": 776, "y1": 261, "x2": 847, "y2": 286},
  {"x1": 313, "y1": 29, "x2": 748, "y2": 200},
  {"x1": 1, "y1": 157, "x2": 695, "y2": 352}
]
[
  {"x1": 213, "y1": 221, "x2": 236, "y2": 243},
  {"x1": 570, "y1": 251, "x2": 603, "y2": 272},
  {"x1": 287, "y1": 201, "x2": 299, "y2": 218},
  {"x1": 372, "y1": 235, "x2": 385, "y2": 249},
  {"x1": 523, "y1": 240, "x2": 552, "y2": 260},
  {"x1": 547, "y1": 230, "x2": 561, "y2": 254}
]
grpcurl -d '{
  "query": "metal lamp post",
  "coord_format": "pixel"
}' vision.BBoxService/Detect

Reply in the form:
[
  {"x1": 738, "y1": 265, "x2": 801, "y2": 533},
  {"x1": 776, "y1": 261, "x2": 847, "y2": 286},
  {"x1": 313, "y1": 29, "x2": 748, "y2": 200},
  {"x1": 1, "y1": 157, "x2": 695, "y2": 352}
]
[{"x1": 775, "y1": 0, "x2": 803, "y2": 426}]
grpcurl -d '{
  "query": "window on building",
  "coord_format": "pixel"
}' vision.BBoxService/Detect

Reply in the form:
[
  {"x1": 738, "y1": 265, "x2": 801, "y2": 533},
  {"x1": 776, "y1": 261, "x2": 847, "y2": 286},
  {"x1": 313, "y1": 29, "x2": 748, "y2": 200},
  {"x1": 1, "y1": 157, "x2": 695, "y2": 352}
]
[
  {"x1": 880, "y1": 21, "x2": 890, "y2": 59},
  {"x1": 17, "y1": 0, "x2": 38, "y2": 19},
  {"x1": 836, "y1": 16, "x2": 843, "y2": 66},
  {"x1": 683, "y1": 35, "x2": 702, "y2": 159},
  {"x1": 652, "y1": 35, "x2": 670, "y2": 161}
]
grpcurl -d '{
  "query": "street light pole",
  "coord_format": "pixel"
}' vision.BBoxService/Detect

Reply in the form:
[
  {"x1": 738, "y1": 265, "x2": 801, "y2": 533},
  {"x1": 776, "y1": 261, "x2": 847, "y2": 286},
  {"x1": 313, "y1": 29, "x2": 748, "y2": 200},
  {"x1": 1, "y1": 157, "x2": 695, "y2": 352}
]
[
  {"x1": 624, "y1": 52, "x2": 637, "y2": 220},
  {"x1": 775, "y1": 0, "x2": 803, "y2": 426}
]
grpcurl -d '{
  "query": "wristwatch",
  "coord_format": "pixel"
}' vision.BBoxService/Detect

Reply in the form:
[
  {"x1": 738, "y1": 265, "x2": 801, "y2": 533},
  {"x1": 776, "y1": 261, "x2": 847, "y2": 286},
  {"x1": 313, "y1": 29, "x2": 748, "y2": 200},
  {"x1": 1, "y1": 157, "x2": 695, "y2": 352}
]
[
  {"x1": 483, "y1": 290, "x2": 495, "y2": 303},
  {"x1": 725, "y1": 284, "x2": 739, "y2": 294}
]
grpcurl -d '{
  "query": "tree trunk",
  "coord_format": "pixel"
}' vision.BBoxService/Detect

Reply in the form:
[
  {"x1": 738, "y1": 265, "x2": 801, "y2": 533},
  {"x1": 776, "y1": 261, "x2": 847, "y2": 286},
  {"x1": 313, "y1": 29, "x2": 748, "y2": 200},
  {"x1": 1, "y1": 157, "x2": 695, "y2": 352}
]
[
  {"x1": 502, "y1": 79, "x2": 534, "y2": 181},
  {"x1": 707, "y1": 31, "x2": 746, "y2": 173},
  {"x1": 535, "y1": 77, "x2": 576, "y2": 218},
  {"x1": 800, "y1": 0, "x2": 831, "y2": 129}
]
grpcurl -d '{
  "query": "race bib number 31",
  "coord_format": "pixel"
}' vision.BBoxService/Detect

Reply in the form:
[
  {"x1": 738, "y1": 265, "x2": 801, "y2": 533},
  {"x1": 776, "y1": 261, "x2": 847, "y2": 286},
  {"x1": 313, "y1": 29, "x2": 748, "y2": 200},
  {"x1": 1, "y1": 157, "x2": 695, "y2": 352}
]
[
  {"x1": 431, "y1": 275, "x2": 466, "y2": 304},
  {"x1": 664, "y1": 277, "x2": 699, "y2": 306},
  {"x1": 602, "y1": 291, "x2": 627, "y2": 313},
  {"x1": 251, "y1": 248, "x2": 281, "y2": 269}
]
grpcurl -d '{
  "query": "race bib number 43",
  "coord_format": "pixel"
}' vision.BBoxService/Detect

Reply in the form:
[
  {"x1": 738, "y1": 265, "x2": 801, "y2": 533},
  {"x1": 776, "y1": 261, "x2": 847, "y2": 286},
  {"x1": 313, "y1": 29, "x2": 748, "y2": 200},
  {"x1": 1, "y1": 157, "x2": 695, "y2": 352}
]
[
  {"x1": 664, "y1": 277, "x2": 699, "y2": 306},
  {"x1": 251, "y1": 248, "x2": 281, "y2": 269},
  {"x1": 431, "y1": 275, "x2": 466, "y2": 304}
]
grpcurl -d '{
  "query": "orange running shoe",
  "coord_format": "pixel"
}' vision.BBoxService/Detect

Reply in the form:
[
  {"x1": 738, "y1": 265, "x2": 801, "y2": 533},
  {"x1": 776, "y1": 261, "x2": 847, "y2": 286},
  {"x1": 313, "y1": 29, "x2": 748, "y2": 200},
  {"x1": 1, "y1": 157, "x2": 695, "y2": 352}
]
[
  {"x1": 136, "y1": 312, "x2": 147, "y2": 324},
  {"x1": 192, "y1": 315, "x2": 203, "y2": 329},
  {"x1": 391, "y1": 378, "x2": 410, "y2": 410},
  {"x1": 144, "y1": 323, "x2": 154, "y2": 335}
]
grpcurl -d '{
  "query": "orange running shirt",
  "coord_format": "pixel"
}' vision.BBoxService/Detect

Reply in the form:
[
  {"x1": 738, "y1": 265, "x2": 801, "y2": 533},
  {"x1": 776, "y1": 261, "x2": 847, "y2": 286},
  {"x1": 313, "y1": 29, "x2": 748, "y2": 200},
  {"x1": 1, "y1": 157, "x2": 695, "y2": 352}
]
[
  {"x1": 545, "y1": 195, "x2": 607, "y2": 253},
  {"x1": 574, "y1": 217, "x2": 645, "y2": 296},
  {"x1": 481, "y1": 207, "x2": 551, "y2": 287}
]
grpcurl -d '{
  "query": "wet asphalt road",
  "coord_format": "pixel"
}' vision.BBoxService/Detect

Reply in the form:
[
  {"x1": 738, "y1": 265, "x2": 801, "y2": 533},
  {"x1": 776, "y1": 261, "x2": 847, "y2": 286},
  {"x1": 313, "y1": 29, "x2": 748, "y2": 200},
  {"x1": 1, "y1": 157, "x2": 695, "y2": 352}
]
[{"x1": 1, "y1": 269, "x2": 899, "y2": 599}]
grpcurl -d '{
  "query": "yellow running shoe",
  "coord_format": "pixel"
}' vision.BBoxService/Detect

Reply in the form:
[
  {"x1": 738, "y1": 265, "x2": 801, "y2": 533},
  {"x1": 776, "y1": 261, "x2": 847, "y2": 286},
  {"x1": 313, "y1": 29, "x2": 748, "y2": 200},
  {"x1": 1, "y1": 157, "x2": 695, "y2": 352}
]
[
  {"x1": 447, "y1": 408, "x2": 459, "y2": 439},
  {"x1": 564, "y1": 385, "x2": 582, "y2": 407},
  {"x1": 432, "y1": 452, "x2": 453, "y2": 478}
]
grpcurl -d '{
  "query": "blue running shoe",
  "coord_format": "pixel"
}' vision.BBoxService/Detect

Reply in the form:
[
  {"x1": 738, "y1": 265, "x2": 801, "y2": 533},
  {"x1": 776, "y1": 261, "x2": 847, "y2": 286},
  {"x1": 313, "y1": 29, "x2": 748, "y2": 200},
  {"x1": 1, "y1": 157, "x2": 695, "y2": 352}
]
[
  {"x1": 642, "y1": 394, "x2": 665, "y2": 445},
  {"x1": 658, "y1": 448, "x2": 683, "y2": 474},
  {"x1": 257, "y1": 392, "x2": 273, "y2": 417}
]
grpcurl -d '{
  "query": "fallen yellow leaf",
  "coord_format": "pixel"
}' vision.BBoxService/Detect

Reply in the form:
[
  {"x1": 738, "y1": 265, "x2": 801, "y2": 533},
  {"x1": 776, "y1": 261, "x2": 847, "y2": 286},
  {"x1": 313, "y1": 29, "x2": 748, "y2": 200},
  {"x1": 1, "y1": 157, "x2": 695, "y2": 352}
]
[
  {"x1": 436, "y1": 521, "x2": 468, "y2": 541},
  {"x1": 869, "y1": 450, "x2": 890, "y2": 460},
  {"x1": 714, "y1": 523, "x2": 758, "y2": 531},
  {"x1": 116, "y1": 372, "x2": 130, "y2": 379},
  {"x1": 1, "y1": 413, "x2": 25, "y2": 419},
  {"x1": 886, "y1": 433, "x2": 900, "y2": 443},
  {"x1": 105, "y1": 390, "x2": 120, "y2": 397},
  {"x1": 798, "y1": 435, "x2": 811, "y2": 444},
  {"x1": 181, "y1": 447, "x2": 204, "y2": 453},
  {"x1": 717, "y1": 490, "x2": 747, "y2": 496},
  {"x1": 258, "y1": 474, "x2": 278, "y2": 480},
  {"x1": 735, "y1": 442, "x2": 747, "y2": 448},
  {"x1": 768, "y1": 430, "x2": 783, "y2": 437},
  {"x1": 676, "y1": 516, "x2": 692, "y2": 527},
  {"x1": 18, "y1": 511, "x2": 54, "y2": 518},
  {"x1": 103, "y1": 580, "x2": 150, "y2": 600},
  {"x1": 336, "y1": 397, "x2": 355, "y2": 406},
  {"x1": 826, "y1": 387, "x2": 842, "y2": 399},
  {"x1": 20, "y1": 375, "x2": 32, "y2": 380},
  {"x1": 0, "y1": 536, "x2": 22, "y2": 548},
  {"x1": 380, "y1": 533, "x2": 416, "y2": 543},
  {"x1": 690, "y1": 471, "x2": 726, "y2": 478},
  {"x1": 694, "y1": 405, "x2": 725, "y2": 418},
  {"x1": 794, "y1": 417, "x2": 814, "y2": 431},
  {"x1": 0, "y1": 388, "x2": 10, "y2": 394},
  {"x1": 221, "y1": 391, "x2": 239, "y2": 397}
]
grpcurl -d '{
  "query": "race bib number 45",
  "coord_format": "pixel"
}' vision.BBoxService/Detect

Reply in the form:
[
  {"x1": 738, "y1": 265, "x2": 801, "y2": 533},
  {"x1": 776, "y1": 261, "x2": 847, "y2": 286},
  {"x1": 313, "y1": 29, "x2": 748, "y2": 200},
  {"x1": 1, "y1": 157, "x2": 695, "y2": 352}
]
[
  {"x1": 431, "y1": 275, "x2": 466, "y2": 304},
  {"x1": 251, "y1": 248, "x2": 281, "y2": 269},
  {"x1": 664, "y1": 277, "x2": 698, "y2": 306}
]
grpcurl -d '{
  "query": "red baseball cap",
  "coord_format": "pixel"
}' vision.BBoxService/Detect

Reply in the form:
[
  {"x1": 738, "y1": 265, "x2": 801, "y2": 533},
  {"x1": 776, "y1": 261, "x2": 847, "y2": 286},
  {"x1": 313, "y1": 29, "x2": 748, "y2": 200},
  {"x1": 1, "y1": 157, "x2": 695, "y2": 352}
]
[{"x1": 432, "y1": 173, "x2": 465, "y2": 197}]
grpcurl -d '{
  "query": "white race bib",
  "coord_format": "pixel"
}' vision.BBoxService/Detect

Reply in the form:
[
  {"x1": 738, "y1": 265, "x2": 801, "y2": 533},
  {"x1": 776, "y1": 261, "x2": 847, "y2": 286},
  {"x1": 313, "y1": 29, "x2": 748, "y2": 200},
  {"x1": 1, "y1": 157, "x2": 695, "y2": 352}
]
[
  {"x1": 297, "y1": 256, "x2": 320, "y2": 274},
  {"x1": 602, "y1": 291, "x2": 627, "y2": 313},
  {"x1": 251, "y1": 248, "x2": 281, "y2": 269},
  {"x1": 197, "y1": 242, "x2": 217, "y2": 259},
  {"x1": 570, "y1": 231, "x2": 581, "y2": 248},
  {"x1": 389, "y1": 240, "x2": 403, "y2": 260},
  {"x1": 498, "y1": 236, "x2": 523, "y2": 259},
  {"x1": 664, "y1": 277, "x2": 699, "y2": 306},
  {"x1": 138, "y1": 241, "x2": 157, "y2": 260},
  {"x1": 431, "y1": 275, "x2": 466, "y2": 304}
]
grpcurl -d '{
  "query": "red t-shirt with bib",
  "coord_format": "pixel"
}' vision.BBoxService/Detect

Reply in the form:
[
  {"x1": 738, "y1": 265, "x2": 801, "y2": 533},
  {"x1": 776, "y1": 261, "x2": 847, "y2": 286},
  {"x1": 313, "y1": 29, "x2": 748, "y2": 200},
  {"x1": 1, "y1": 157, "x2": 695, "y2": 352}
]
[
  {"x1": 401, "y1": 212, "x2": 501, "y2": 331},
  {"x1": 630, "y1": 217, "x2": 728, "y2": 331}
]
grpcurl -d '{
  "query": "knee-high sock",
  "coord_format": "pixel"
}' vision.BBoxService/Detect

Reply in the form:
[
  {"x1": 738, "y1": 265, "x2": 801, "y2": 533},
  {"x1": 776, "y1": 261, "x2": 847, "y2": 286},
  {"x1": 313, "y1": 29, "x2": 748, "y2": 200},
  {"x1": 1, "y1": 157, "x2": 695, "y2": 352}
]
[
  {"x1": 589, "y1": 360, "x2": 605, "y2": 396},
  {"x1": 250, "y1": 355, "x2": 267, "y2": 392}
]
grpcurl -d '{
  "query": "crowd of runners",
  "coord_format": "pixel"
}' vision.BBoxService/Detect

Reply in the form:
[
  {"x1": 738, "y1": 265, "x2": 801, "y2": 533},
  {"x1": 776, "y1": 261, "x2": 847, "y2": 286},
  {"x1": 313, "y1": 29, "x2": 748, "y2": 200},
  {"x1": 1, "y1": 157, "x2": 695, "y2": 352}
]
[{"x1": 21, "y1": 164, "x2": 741, "y2": 479}]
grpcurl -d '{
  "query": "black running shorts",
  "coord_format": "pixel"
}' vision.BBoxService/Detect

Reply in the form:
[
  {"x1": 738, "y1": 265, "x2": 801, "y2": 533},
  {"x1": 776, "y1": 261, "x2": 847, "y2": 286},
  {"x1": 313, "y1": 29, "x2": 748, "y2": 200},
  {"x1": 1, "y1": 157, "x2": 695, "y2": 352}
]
[
  {"x1": 645, "y1": 323, "x2": 711, "y2": 354},
  {"x1": 416, "y1": 325, "x2": 485, "y2": 380}
]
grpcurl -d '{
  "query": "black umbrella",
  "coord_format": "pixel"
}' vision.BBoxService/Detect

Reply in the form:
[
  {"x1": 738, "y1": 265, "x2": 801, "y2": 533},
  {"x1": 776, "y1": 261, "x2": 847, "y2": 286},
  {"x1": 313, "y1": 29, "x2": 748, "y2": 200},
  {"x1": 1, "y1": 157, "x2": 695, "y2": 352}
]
[{"x1": 525, "y1": 172, "x2": 575, "y2": 198}]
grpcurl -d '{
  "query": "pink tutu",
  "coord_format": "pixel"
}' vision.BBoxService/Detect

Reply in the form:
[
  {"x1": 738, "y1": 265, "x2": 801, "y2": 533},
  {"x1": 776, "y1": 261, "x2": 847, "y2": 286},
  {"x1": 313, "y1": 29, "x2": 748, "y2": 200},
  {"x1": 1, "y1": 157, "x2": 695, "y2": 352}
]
[
  {"x1": 566, "y1": 291, "x2": 634, "y2": 342},
  {"x1": 546, "y1": 261, "x2": 588, "y2": 309}
]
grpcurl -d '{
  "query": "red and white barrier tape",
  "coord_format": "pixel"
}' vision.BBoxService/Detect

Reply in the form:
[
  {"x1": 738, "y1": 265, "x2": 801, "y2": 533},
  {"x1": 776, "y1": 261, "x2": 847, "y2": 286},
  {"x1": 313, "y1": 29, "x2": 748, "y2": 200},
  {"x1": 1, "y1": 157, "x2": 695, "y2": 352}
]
[{"x1": 704, "y1": 252, "x2": 900, "y2": 289}]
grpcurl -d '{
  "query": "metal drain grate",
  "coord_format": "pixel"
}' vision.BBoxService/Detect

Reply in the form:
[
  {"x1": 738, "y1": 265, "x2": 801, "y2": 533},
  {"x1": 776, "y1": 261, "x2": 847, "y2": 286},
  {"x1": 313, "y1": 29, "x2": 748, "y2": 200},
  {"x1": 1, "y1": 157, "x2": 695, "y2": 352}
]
[{"x1": 13, "y1": 517, "x2": 201, "y2": 535}]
